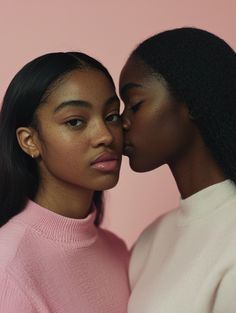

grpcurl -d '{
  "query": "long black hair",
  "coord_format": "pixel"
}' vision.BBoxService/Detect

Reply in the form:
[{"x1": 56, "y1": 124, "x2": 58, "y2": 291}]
[
  {"x1": 131, "y1": 27, "x2": 236, "y2": 184},
  {"x1": 0, "y1": 52, "x2": 115, "y2": 227}
]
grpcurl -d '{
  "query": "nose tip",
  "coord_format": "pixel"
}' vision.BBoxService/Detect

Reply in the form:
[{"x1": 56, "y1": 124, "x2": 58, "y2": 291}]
[{"x1": 122, "y1": 116, "x2": 131, "y2": 130}]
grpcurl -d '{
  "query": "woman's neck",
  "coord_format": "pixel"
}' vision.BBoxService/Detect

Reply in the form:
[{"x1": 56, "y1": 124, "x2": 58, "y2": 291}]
[
  {"x1": 169, "y1": 140, "x2": 227, "y2": 199},
  {"x1": 34, "y1": 181, "x2": 94, "y2": 219}
]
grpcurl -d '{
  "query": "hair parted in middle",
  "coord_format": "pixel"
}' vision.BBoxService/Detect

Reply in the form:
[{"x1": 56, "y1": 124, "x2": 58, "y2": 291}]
[{"x1": 0, "y1": 51, "x2": 115, "y2": 227}]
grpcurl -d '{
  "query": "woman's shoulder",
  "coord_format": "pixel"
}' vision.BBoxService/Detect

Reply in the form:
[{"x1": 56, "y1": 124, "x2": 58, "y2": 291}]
[
  {"x1": 98, "y1": 227, "x2": 128, "y2": 251},
  {"x1": 0, "y1": 218, "x2": 28, "y2": 270},
  {"x1": 0, "y1": 219, "x2": 39, "y2": 312},
  {"x1": 129, "y1": 209, "x2": 177, "y2": 288},
  {"x1": 98, "y1": 227, "x2": 130, "y2": 267},
  {"x1": 133, "y1": 208, "x2": 177, "y2": 254}
]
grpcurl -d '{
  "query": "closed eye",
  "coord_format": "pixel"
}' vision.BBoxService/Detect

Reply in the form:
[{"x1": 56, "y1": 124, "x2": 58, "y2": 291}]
[{"x1": 130, "y1": 101, "x2": 143, "y2": 113}]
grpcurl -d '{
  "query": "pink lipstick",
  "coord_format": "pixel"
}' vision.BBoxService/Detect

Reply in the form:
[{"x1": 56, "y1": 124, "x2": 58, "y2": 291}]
[{"x1": 91, "y1": 153, "x2": 119, "y2": 172}]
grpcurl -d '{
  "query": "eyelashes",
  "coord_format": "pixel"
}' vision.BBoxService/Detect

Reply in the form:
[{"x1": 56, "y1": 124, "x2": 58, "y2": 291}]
[
  {"x1": 106, "y1": 113, "x2": 121, "y2": 123},
  {"x1": 65, "y1": 118, "x2": 84, "y2": 128},
  {"x1": 65, "y1": 112, "x2": 121, "y2": 130},
  {"x1": 130, "y1": 101, "x2": 143, "y2": 113}
]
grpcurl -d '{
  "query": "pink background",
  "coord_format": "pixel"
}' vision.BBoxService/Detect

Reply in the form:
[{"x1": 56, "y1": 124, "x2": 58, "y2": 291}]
[{"x1": 1, "y1": 0, "x2": 236, "y2": 247}]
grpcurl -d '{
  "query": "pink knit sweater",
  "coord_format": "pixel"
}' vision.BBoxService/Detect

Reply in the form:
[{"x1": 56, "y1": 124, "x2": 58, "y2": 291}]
[{"x1": 0, "y1": 200, "x2": 130, "y2": 312}]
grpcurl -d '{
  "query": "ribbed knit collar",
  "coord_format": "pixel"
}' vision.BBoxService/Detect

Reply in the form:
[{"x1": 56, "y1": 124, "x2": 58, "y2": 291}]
[
  {"x1": 14, "y1": 200, "x2": 98, "y2": 247},
  {"x1": 177, "y1": 180, "x2": 236, "y2": 225}
]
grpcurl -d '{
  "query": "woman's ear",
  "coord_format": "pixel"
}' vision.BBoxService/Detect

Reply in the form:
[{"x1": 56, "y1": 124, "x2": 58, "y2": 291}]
[{"x1": 16, "y1": 127, "x2": 40, "y2": 159}]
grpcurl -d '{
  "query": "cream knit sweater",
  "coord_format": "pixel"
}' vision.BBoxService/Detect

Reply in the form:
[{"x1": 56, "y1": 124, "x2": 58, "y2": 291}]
[{"x1": 128, "y1": 180, "x2": 236, "y2": 313}]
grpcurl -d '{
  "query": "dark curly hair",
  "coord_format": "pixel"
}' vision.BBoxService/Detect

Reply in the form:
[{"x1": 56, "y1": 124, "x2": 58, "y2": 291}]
[
  {"x1": 131, "y1": 27, "x2": 236, "y2": 183},
  {"x1": 0, "y1": 52, "x2": 114, "y2": 227}
]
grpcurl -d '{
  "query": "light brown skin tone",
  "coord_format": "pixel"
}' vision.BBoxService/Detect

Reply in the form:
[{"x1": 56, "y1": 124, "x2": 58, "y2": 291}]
[
  {"x1": 16, "y1": 69, "x2": 123, "y2": 219},
  {"x1": 119, "y1": 56, "x2": 226, "y2": 199}
]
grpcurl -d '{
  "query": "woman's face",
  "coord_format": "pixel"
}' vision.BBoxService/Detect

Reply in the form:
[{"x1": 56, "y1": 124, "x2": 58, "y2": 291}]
[
  {"x1": 119, "y1": 57, "x2": 198, "y2": 172},
  {"x1": 32, "y1": 69, "x2": 123, "y2": 193}
]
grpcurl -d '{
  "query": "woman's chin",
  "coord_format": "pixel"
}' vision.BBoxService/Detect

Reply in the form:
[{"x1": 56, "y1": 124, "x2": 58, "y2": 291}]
[
  {"x1": 95, "y1": 175, "x2": 120, "y2": 191},
  {"x1": 129, "y1": 158, "x2": 160, "y2": 173}
]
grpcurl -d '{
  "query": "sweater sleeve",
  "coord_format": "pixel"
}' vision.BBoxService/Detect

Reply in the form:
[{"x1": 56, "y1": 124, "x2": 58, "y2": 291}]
[
  {"x1": 0, "y1": 270, "x2": 35, "y2": 313},
  {"x1": 213, "y1": 266, "x2": 236, "y2": 313}
]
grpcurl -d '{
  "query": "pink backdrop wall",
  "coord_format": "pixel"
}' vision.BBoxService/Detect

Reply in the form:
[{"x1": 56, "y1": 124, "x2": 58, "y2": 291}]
[{"x1": 1, "y1": 0, "x2": 236, "y2": 247}]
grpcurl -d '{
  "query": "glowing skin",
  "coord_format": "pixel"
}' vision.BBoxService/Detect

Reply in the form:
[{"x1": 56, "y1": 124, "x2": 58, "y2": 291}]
[
  {"x1": 119, "y1": 57, "x2": 226, "y2": 198},
  {"x1": 120, "y1": 57, "x2": 196, "y2": 173},
  {"x1": 30, "y1": 69, "x2": 123, "y2": 218}
]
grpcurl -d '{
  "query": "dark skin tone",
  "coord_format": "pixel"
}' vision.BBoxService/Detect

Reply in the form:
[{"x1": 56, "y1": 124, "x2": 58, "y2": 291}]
[
  {"x1": 17, "y1": 69, "x2": 123, "y2": 219},
  {"x1": 119, "y1": 56, "x2": 226, "y2": 199}
]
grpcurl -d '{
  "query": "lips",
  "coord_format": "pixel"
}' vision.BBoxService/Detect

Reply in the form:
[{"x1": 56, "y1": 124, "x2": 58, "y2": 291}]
[{"x1": 91, "y1": 152, "x2": 120, "y2": 171}]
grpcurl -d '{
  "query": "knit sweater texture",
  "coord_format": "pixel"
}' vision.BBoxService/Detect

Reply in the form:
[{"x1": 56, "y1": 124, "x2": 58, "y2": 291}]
[
  {"x1": 0, "y1": 200, "x2": 130, "y2": 313},
  {"x1": 128, "y1": 180, "x2": 236, "y2": 313}
]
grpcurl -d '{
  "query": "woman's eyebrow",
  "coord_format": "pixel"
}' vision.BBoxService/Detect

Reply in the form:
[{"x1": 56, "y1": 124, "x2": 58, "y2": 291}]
[
  {"x1": 54, "y1": 95, "x2": 119, "y2": 113},
  {"x1": 54, "y1": 100, "x2": 92, "y2": 113},
  {"x1": 119, "y1": 83, "x2": 143, "y2": 97}
]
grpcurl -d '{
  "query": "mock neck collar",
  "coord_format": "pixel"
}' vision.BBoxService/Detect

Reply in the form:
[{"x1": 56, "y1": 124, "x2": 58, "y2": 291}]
[
  {"x1": 14, "y1": 200, "x2": 98, "y2": 247},
  {"x1": 177, "y1": 180, "x2": 236, "y2": 225}
]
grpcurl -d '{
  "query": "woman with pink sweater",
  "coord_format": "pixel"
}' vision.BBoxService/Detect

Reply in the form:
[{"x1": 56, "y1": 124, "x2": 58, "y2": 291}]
[{"x1": 0, "y1": 52, "x2": 129, "y2": 312}]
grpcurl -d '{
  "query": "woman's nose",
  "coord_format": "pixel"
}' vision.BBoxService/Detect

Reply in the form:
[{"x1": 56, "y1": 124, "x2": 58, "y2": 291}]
[
  {"x1": 91, "y1": 122, "x2": 113, "y2": 147},
  {"x1": 122, "y1": 114, "x2": 131, "y2": 130}
]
